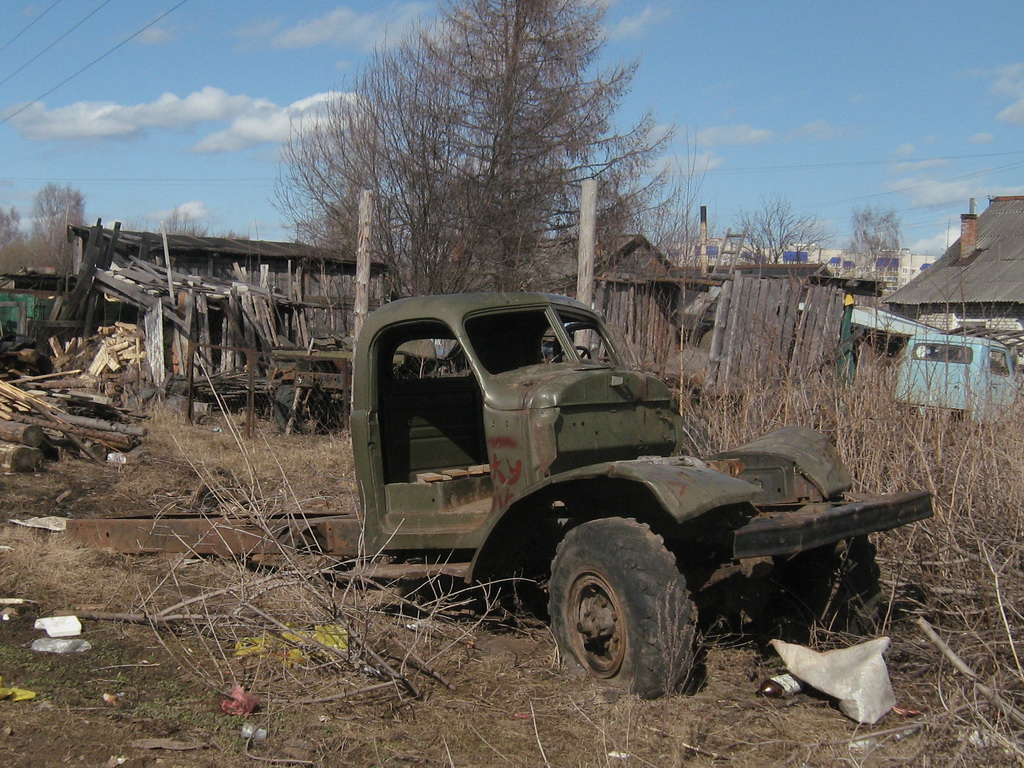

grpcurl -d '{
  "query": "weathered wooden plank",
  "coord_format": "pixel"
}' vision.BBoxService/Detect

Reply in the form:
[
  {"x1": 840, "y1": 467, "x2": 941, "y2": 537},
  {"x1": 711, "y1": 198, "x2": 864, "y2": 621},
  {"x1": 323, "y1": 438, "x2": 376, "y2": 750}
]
[{"x1": 143, "y1": 302, "x2": 166, "y2": 387}]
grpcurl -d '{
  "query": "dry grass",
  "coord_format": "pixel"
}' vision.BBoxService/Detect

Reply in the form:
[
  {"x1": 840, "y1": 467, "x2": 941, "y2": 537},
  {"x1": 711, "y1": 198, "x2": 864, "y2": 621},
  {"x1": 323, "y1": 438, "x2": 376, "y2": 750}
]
[
  {"x1": 1, "y1": 359, "x2": 1023, "y2": 766},
  {"x1": 683, "y1": 353, "x2": 1024, "y2": 764}
]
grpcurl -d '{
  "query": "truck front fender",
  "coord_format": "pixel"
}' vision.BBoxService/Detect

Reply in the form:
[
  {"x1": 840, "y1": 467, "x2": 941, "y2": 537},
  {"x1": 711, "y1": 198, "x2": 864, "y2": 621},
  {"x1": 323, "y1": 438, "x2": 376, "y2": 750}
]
[
  {"x1": 547, "y1": 458, "x2": 763, "y2": 521},
  {"x1": 468, "y1": 458, "x2": 761, "y2": 581}
]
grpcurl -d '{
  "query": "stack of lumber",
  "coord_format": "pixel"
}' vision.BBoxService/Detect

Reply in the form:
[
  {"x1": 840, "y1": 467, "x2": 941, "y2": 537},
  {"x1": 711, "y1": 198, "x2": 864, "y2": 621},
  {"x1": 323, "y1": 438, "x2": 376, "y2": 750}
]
[
  {"x1": 50, "y1": 323, "x2": 146, "y2": 377},
  {"x1": 0, "y1": 376, "x2": 147, "y2": 469}
]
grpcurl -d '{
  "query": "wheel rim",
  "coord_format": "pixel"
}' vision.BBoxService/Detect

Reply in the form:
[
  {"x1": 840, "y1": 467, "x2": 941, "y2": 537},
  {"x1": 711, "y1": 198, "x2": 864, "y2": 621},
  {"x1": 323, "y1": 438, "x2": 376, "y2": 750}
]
[{"x1": 566, "y1": 570, "x2": 626, "y2": 678}]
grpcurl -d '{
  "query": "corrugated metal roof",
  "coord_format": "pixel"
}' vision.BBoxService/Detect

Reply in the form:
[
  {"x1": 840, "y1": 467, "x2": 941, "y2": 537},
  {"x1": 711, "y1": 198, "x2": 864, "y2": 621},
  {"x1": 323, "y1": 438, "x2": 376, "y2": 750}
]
[{"x1": 887, "y1": 197, "x2": 1024, "y2": 306}]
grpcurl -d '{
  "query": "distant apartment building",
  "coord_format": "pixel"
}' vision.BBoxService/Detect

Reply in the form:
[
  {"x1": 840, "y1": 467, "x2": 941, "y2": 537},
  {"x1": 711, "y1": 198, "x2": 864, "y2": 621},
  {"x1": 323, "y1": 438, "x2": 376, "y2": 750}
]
[{"x1": 820, "y1": 247, "x2": 932, "y2": 291}]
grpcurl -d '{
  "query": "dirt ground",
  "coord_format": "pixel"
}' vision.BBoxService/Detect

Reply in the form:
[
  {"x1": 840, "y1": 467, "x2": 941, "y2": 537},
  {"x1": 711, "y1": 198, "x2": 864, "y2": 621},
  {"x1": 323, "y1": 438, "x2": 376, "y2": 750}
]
[{"x1": 0, "y1": 411, "x2": 1011, "y2": 767}]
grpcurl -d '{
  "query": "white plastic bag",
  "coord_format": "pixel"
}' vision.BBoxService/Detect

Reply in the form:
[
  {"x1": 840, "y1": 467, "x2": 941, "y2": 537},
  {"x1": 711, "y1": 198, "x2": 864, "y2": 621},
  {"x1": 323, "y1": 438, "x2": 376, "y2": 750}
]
[{"x1": 770, "y1": 637, "x2": 895, "y2": 724}]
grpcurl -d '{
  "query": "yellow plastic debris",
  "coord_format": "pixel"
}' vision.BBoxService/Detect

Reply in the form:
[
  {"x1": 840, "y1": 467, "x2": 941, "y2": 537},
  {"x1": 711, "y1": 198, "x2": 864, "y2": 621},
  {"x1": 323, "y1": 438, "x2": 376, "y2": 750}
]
[
  {"x1": 0, "y1": 675, "x2": 36, "y2": 702},
  {"x1": 233, "y1": 624, "x2": 348, "y2": 665}
]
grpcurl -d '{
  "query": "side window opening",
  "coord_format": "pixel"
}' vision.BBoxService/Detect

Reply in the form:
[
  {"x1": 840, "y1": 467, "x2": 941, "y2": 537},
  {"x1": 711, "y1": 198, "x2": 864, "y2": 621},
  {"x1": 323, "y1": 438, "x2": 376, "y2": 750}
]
[
  {"x1": 376, "y1": 320, "x2": 486, "y2": 483},
  {"x1": 911, "y1": 342, "x2": 973, "y2": 365},
  {"x1": 556, "y1": 310, "x2": 619, "y2": 365},
  {"x1": 990, "y1": 349, "x2": 1011, "y2": 377}
]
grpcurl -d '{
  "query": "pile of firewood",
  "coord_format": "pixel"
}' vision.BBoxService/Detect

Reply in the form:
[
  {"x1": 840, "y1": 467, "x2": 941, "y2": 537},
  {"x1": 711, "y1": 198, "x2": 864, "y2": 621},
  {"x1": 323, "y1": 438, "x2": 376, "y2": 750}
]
[
  {"x1": 0, "y1": 358, "x2": 148, "y2": 473},
  {"x1": 51, "y1": 322, "x2": 146, "y2": 378}
]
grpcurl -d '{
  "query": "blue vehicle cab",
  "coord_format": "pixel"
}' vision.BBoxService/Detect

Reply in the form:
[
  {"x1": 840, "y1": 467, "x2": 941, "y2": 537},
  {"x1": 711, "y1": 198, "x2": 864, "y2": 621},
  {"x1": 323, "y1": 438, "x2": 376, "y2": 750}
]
[{"x1": 896, "y1": 331, "x2": 1019, "y2": 420}]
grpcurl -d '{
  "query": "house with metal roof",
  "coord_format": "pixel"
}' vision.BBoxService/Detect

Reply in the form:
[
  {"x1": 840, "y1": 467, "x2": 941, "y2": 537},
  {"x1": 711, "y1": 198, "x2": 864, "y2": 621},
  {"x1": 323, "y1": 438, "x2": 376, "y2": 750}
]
[{"x1": 886, "y1": 196, "x2": 1024, "y2": 332}]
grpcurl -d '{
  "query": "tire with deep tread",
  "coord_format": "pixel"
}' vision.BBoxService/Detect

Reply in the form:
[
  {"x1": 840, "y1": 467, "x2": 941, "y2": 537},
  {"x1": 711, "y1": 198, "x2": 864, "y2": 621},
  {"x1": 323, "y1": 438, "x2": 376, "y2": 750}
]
[{"x1": 548, "y1": 517, "x2": 695, "y2": 698}]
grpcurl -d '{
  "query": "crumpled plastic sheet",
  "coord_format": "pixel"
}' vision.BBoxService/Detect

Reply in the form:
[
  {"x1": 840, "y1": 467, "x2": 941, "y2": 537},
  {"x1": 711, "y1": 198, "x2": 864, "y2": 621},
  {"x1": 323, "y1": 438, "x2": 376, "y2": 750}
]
[{"x1": 770, "y1": 637, "x2": 895, "y2": 724}]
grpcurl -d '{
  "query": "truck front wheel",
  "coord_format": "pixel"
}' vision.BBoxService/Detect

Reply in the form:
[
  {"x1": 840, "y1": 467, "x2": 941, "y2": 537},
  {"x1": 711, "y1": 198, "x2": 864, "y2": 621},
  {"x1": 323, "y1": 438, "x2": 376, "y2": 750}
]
[{"x1": 548, "y1": 518, "x2": 695, "y2": 698}]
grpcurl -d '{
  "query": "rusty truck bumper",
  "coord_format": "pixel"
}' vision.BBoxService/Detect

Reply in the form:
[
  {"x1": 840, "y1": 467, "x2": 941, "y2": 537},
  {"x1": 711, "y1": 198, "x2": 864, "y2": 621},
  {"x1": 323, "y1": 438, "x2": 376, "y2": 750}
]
[{"x1": 732, "y1": 490, "x2": 932, "y2": 559}]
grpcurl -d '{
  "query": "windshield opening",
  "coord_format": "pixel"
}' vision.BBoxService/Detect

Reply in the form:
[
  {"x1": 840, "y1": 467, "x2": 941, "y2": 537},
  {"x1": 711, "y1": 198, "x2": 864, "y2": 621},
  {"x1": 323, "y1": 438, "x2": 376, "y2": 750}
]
[{"x1": 464, "y1": 308, "x2": 619, "y2": 375}]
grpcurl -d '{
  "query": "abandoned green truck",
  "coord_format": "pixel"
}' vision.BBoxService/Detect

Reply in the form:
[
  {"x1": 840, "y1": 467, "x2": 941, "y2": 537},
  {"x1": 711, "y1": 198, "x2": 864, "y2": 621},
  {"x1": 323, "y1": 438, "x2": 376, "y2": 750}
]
[{"x1": 69, "y1": 292, "x2": 932, "y2": 697}]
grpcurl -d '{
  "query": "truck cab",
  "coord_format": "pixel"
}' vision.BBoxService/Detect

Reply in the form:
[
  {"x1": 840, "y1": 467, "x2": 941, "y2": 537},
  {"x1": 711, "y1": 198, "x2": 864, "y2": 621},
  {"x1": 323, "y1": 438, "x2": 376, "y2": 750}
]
[
  {"x1": 896, "y1": 331, "x2": 1019, "y2": 420},
  {"x1": 351, "y1": 293, "x2": 679, "y2": 552}
]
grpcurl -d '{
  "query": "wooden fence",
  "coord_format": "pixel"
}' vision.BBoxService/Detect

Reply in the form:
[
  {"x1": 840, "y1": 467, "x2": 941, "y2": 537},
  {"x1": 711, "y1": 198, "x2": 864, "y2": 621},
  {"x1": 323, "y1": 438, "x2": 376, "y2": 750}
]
[{"x1": 704, "y1": 275, "x2": 844, "y2": 391}]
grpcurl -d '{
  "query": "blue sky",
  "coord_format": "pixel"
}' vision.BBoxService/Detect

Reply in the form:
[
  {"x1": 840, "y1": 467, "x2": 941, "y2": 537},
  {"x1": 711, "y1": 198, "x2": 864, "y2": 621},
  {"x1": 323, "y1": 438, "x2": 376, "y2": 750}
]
[{"x1": 2, "y1": 0, "x2": 1023, "y2": 256}]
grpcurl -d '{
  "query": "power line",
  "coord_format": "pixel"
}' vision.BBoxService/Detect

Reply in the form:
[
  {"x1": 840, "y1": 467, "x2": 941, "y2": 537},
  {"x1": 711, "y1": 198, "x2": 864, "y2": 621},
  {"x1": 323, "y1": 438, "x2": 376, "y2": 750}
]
[
  {"x1": 0, "y1": 0, "x2": 191, "y2": 127},
  {"x1": 0, "y1": 0, "x2": 115, "y2": 89},
  {"x1": 3, "y1": 177, "x2": 273, "y2": 183},
  {"x1": 817, "y1": 159, "x2": 1024, "y2": 209},
  {"x1": 703, "y1": 149, "x2": 1024, "y2": 176},
  {"x1": 0, "y1": 0, "x2": 64, "y2": 55}
]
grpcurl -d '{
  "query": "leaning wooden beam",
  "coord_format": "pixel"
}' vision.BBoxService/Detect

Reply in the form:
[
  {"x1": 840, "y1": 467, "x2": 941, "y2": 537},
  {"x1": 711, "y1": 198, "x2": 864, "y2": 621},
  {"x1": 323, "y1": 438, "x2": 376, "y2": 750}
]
[
  {"x1": 7, "y1": 413, "x2": 134, "y2": 452},
  {"x1": 20, "y1": 409, "x2": 145, "y2": 437},
  {"x1": 53, "y1": 220, "x2": 102, "y2": 322},
  {"x1": 144, "y1": 303, "x2": 166, "y2": 387}
]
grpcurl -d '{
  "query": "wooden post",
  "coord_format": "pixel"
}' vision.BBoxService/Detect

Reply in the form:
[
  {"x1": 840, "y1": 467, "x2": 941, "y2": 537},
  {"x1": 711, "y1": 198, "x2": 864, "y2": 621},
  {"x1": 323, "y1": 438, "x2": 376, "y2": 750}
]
[
  {"x1": 354, "y1": 189, "x2": 374, "y2": 340},
  {"x1": 159, "y1": 223, "x2": 175, "y2": 300},
  {"x1": 144, "y1": 302, "x2": 166, "y2": 387},
  {"x1": 576, "y1": 179, "x2": 597, "y2": 307},
  {"x1": 698, "y1": 205, "x2": 708, "y2": 273}
]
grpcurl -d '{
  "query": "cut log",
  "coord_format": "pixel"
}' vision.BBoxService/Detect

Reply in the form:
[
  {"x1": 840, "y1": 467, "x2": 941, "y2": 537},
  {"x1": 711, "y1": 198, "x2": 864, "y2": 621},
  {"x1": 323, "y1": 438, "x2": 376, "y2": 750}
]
[
  {"x1": 0, "y1": 442, "x2": 44, "y2": 472},
  {"x1": 0, "y1": 421, "x2": 45, "y2": 448}
]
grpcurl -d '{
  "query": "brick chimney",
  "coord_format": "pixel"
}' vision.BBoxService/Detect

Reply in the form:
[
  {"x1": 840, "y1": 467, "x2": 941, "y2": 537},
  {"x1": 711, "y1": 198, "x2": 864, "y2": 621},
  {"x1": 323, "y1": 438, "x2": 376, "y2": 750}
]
[{"x1": 959, "y1": 206, "x2": 978, "y2": 261}]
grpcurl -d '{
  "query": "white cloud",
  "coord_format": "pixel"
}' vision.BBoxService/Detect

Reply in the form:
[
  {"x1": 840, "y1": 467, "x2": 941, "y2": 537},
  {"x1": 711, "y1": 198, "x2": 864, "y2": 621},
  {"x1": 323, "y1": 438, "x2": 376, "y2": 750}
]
[
  {"x1": 893, "y1": 143, "x2": 915, "y2": 158},
  {"x1": 136, "y1": 26, "x2": 175, "y2": 45},
  {"x1": 6, "y1": 87, "x2": 343, "y2": 154},
  {"x1": 884, "y1": 177, "x2": 977, "y2": 207},
  {"x1": 997, "y1": 100, "x2": 1024, "y2": 125},
  {"x1": 909, "y1": 227, "x2": 956, "y2": 257},
  {"x1": 695, "y1": 124, "x2": 772, "y2": 148},
  {"x1": 890, "y1": 158, "x2": 949, "y2": 174},
  {"x1": 970, "y1": 132, "x2": 994, "y2": 144},
  {"x1": 268, "y1": 3, "x2": 430, "y2": 50},
  {"x1": 789, "y1": 119, "x2": 843, "y2": 142},
  {"x1": 885, "y1": 176, "x2": 1024, "y2": 208},
  {"x1": 192, "y1": 92, "x2": 337, "y2": 154},
  {"x1": 654, "y1": 150, "x2": 722, "y2": 177},
  {"x1": 234, "y1": 18, "x2": 284, "y2": 40},
  {"x1": 977, "y1": 63, "x2": 1024, "y2": 124},
  {"x1": 8, "y1": 87, "x2": 255, "y2": 141},
  {"x1": 152, "y1": 201, "x2": 212, "y2": 222},
  {"x1": 607, "y1": 6, "x2": 670, "y2": 41},
  {"x1": 989, "y1": 63, "x2": 1024, "y2": 99},
  {"x1": 648, "y1": 122, "x2": 674, "y2": 144}
]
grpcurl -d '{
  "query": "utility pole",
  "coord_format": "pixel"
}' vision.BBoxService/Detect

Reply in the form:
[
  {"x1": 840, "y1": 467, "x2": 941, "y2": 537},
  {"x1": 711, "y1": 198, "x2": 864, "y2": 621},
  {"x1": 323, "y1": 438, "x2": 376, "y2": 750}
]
[
  {"x1": 576, "y1": 179, "x2": 597, "y2": 307},
  {"x1": 354, "y1": 189, "x2": 374, "y2": 340}
]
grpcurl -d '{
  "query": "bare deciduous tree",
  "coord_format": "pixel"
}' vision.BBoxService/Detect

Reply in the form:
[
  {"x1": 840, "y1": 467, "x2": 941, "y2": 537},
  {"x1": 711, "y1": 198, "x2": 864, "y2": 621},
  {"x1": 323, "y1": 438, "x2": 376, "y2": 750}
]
[
  {"x1": 0, "y1": 206, "x2": 22, "y2": 248},
  {"x1": 162, "y1": 205, "x2": 210, "y2": 236},
  {"x1": 847, "y1": 205, "x2": 901, "y2": 269},
  {"x1": 277, "y1": 0, "x2": 669, "y2": 296},
  {"x1": 30, "y1": 183, "x2": 85, "y2": 273},
  {"x1": 647, "y1": 130, "x2": 711, "y2": 265},
  {"x1": 737, "y1": 194, "x2": 829, "y2": 264}
]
